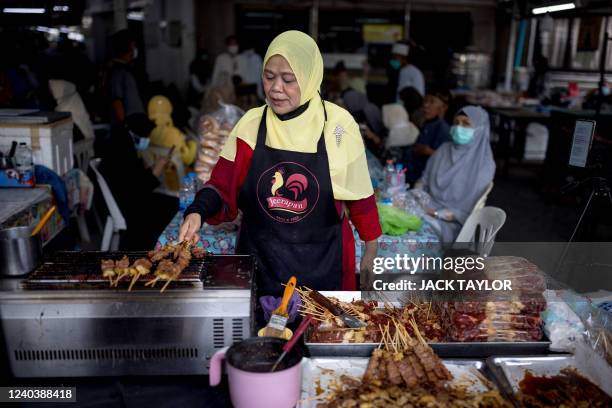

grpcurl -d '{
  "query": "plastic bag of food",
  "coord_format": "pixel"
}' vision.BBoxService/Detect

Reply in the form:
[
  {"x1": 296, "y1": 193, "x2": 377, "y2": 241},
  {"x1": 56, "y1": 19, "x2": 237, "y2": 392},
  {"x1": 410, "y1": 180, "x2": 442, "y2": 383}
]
[
  {"x1": 377, "y1": 204, "x2": 422, "y2": 236},
  {"x1": 195, "y1": 100, "x2": 245, "y2": 184}
]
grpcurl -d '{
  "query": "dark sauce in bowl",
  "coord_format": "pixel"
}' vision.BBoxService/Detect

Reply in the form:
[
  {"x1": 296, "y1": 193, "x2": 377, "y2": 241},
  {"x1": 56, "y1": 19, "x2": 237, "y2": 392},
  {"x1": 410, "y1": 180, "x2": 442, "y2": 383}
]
[{"x1": 226, "y1": 337, "x2": 302, "y2": 373}]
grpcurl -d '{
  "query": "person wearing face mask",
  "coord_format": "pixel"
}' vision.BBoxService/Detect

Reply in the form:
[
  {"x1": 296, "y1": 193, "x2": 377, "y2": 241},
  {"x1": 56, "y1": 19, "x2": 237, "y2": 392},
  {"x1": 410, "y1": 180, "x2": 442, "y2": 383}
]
[
  {"x1": 211, "y1": 35, "x2": 242, "y2": 86},
  {"x1": 108, "y1": 29, "x2": 145, "y2": 125},
  {"x1": 99, "y1": 114, "x2": 178, "y2": 250},
  {"x1": 411, "y1": 106, "x2": 495, "y2": 243},
  {"x1": 389, "y1": 42, "x2": 425, "y2": 102},
  {"x1": 179, "y1": 31, "x2": 382, "y2": 296}
]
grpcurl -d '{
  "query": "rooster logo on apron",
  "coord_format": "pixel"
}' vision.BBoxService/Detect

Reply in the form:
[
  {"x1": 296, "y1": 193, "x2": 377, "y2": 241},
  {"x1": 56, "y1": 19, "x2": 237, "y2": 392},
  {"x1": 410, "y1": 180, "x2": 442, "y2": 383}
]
[{"x1": 257, "y1": 161, "x2": 320, "y2": 223}]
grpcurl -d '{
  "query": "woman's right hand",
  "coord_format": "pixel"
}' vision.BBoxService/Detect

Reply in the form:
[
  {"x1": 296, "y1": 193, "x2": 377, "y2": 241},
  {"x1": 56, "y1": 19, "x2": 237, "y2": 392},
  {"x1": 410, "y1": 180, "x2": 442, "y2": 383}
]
[{"x1": 179, "y1": 213, "x2": 202, "y2": 244}]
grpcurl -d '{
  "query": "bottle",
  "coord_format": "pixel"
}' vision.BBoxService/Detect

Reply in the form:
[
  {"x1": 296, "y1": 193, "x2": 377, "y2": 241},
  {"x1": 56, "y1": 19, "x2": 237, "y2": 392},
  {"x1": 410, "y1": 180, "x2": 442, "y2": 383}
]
[
  {"x1": 14, "y1": 142, "x2": 35, "y2": 186},
  {"x1": 383, "y1": 159, "x2": 396, "y2": 200},
  {"x1": 179, "y1": 175, "x2": 194, "y2": 212}
]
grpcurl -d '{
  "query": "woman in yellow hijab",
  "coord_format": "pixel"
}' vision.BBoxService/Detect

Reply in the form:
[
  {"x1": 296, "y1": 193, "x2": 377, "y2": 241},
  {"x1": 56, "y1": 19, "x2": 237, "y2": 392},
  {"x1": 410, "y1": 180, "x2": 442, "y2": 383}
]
[{"x1": 180, "y1": 31, "x2": 381, "y2": 295}]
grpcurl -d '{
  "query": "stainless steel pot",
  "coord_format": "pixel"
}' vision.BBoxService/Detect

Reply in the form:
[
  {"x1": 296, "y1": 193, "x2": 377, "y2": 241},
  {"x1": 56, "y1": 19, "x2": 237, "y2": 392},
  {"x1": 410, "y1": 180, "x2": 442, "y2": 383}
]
[{"x1": 0, "y1": 226, "x2": 42, "y2": 276}]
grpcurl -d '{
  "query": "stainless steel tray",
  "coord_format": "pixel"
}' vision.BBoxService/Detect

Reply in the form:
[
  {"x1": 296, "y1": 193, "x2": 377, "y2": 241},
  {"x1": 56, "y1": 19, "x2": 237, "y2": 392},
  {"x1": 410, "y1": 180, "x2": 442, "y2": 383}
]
[
  {"x1": 305, "y1": 291, "x2": 550, "y2": 358},
  {"x1": 305, "y1": 336, "x2": 551, "y2": 358},
  {"x1": 487, "y1": 355, "x2": 612, "y2": 405},
  {"x1": 298, "y1": 357, "x2": 500, "y2": 408}
]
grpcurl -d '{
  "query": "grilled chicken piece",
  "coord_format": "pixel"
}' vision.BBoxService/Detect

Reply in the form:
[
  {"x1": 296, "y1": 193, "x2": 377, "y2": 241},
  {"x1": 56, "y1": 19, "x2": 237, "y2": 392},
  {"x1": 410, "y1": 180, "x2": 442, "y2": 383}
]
[
  {"x1": 101, "y1": 259, "x2": 116, "y2": 285},
  {"x1": 191, "y1": 247, "x2": 207, "y2": 259}
]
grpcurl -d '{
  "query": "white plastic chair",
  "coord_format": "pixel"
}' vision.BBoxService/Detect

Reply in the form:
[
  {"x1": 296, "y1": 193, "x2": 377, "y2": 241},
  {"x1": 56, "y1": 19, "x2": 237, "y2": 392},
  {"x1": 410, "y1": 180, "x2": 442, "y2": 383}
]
[
  {"x1": 454, "y1": 206, "x2": 506, "y2": 257},
  {"x1": 472, "y1": 181, "x2": 494, "y2": 213},
  {"x1": 89, "y1": 158, "x2": 126, "y2": 251}
]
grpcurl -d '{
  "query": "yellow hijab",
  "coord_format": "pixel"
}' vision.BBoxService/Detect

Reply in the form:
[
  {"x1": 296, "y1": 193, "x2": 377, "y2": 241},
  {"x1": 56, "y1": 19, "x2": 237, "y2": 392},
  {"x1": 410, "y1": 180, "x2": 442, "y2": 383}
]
[{"x1": 220, "y1": 30, "x2": 373, "y2": 201}]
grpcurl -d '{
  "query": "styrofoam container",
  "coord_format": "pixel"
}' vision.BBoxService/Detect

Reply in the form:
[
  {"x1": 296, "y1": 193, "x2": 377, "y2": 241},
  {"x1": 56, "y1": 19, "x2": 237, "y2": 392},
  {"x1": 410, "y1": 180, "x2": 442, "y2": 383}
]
[{"x1": 0, "y1": 118, "x2": 73, "y2": 176}]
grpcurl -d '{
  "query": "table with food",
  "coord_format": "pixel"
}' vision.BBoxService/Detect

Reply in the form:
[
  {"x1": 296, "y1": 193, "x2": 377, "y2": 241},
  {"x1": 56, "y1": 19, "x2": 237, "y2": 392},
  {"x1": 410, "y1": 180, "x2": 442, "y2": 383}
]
[{"x1": 1, "y1": 243, "x2": 610, "y2": 407}]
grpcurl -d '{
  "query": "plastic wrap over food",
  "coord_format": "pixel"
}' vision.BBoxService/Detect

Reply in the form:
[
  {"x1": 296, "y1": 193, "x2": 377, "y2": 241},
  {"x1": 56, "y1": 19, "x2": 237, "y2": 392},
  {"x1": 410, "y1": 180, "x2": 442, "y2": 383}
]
[
  {"x1": 541, "y1": 289, "x2": 585, "y2": 352},
  {"x1": 194, "y1": 101, "x2": 244, "y2": 184},
  {"x1": 440, "y1": 257, "x2": 548, "y2": 342},
  {"x1": 484, "y1": 257, "x2": 547, "y2": 293}
]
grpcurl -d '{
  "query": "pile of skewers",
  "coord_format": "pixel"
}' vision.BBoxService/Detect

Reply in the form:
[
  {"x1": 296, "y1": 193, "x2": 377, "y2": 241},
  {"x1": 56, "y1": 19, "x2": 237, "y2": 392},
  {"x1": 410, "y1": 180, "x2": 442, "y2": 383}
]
[
  {"x1": 316, "y1": 319, "x2": 511, "y2": 408},
  {"x1": 100, "y1": 242, "x2": 208, "y2": 293},
  {"x1": 297, "y1": 288, "x2": 445, "y2": 343}
]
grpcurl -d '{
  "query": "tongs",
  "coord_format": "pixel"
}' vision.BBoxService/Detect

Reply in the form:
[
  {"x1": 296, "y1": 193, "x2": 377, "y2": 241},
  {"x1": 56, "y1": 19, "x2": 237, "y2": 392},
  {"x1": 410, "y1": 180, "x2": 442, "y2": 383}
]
[{"x1": 309, "y1": 290, "x2": 366, "y2": 328}]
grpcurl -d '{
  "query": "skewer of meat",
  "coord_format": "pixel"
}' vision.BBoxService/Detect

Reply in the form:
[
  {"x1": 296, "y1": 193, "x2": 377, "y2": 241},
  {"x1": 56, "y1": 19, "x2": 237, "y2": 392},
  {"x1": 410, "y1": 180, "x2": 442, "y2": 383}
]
[
  {"x1": 159, "y1": 241, "x2": 193, "y2": 292},
  {"x1": 112, "y1": 256, "x2": 130, "y2": 286},
  {"x1": 101, "y1": 259, "x2": 116, "y2": 285},
  {"x1": 191, "y1": 246, "x2": 207, "y2": 259},
  {"x1": 144, "y1": 259, "x2": 174, "y2": 287},
  {"x1": 128, "y1": 258, "x2": 153, "y2": 291},
  {"x1": 148, "y1": 244, "x2": 176, "y2": 262}
]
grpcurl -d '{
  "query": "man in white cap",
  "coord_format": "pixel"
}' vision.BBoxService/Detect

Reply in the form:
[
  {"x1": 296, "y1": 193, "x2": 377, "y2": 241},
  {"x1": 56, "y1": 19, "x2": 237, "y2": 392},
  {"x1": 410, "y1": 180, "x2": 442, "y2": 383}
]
[{"x1": 390, "y1": 42, "x2": 425, "y2": 100}]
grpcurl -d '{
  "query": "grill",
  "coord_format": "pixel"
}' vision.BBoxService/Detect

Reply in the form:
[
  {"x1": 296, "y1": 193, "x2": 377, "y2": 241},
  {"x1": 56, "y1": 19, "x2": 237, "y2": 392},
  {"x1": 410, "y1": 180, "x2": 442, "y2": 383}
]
[
  {"x1": 0, "y1": 253, "x2": 256, "y2": 377},
  {"x1": 21, "y1": 251, "x2": 205, "y2": 290}
]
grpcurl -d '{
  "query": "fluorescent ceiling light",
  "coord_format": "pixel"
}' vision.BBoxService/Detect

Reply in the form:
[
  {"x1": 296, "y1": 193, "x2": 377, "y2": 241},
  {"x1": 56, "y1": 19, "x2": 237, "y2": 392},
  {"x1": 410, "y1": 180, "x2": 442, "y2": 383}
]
[
  {"x1": 53, "y1": 6, "x2": 70, "y2": 12},
  {"x1": 68, "y1": 32, "x2": 84, "y2": 42},
  {"x1": 532, "y1": 2, "x2": 575, "y2": 14},
  {"x1": 3, "y1": 7, "x2": 46, "y2": 14},
  {"x1": 127, "y1": 11, "x2": 144, "y2": 21}
]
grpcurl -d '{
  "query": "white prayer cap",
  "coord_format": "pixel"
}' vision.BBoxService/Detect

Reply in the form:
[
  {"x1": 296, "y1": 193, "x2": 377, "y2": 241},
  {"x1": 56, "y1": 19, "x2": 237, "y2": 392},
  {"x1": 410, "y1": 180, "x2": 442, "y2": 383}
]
[{"x1": 391, "y1": 43, "x2": 409, "y2": 57}]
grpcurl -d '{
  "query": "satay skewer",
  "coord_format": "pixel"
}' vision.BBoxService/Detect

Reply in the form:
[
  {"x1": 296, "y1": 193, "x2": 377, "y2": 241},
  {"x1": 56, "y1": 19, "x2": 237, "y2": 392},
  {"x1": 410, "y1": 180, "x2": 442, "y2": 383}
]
[
  {"x1": 128, "y1": 258, "x2": 153, "y2": 291},
  {"x1": 112, "y1": 255, "x2": 130, "y2": 286},
  {"x1": 101, "y1": 259, "x2": 116, "y2": 286}
]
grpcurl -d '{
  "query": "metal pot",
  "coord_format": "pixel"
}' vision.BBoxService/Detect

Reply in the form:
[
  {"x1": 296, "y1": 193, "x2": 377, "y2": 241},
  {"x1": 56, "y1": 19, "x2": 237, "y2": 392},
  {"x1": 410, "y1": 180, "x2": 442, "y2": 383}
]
[{"x1": 0, "y1": 226, "x2": 42, "y2": 276}]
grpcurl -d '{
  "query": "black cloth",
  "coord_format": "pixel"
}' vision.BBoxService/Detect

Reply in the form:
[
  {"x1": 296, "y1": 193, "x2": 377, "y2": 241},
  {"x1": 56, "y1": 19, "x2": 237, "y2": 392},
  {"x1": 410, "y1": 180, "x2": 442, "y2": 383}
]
[
  {"x1": 99, "y1": 126, "x2": 178, "y2": 250},
  {"x1": 237, "y1": 104, "x2": 343, "y2": 297}
]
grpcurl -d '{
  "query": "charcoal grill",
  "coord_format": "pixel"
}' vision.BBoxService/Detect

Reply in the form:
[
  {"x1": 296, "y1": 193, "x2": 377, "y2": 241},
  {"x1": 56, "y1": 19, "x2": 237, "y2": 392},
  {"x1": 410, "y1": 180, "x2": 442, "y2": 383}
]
[{"x1": 0, "y1": 252, "x2": 256, "y2": 377}]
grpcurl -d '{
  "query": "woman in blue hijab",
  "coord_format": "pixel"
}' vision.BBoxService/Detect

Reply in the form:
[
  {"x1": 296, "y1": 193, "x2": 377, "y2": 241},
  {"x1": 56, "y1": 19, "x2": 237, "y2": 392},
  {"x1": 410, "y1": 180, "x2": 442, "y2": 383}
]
[{"x1": 413, "y1": 106, "x2": 495, "y2": 242}]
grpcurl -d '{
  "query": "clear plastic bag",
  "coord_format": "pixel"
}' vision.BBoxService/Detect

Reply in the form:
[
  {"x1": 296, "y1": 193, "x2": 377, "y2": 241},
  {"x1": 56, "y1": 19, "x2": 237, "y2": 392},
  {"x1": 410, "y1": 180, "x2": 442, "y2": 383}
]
[{"x1": 194, "y1": 100, "x2": 245, "y2": 184}]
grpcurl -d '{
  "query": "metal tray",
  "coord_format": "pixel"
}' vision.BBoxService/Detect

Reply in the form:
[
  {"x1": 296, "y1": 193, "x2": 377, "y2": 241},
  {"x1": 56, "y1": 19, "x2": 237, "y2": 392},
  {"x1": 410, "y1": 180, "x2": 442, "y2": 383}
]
[
  {"x1": 305, "y1": 334, "x2": 551, "y2": 358},
  {"x1": 298, "y1": 357, "x2": 500, "y2": 408},
  {"x1": 487, "y1": 355, "x2": 612, "y2": 406},
  {"x1": 305, "y1": 290, "x2": 550, "y2": 358}
]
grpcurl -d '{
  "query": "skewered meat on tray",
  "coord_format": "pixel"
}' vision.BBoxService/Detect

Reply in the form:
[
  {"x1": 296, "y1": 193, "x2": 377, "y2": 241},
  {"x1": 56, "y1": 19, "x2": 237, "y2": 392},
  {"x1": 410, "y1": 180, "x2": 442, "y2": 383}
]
[
  {"x1": 317, "y1": 319, "x2": 511, "y2": 408},
  {"x1": 298, "y1": 288, "x2": 444, "y2": 343}
]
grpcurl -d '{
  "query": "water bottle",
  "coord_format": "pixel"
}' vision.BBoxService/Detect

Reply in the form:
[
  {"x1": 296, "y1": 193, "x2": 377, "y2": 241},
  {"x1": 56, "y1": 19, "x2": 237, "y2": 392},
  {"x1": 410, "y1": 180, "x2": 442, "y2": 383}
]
[
  {"x1": 383, "y1": 159, "x2": 395, "y2": 199},
  {"x1": 179, "y1": 175, "x2": 194, "y2": 212},
  {"x1": 14, "y1": 142, "x2": 35, "y2": 186}
]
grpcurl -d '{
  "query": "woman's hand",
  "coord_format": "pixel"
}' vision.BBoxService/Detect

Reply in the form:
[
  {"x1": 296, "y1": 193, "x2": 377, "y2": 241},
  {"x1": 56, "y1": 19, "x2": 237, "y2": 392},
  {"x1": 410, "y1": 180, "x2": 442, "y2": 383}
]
[
  {"x1": 359, "y1": 240, "x2": 378, "y2": 289},
  {"x1": 179, "y1": 213, "x2": 202, "y2": 244}
]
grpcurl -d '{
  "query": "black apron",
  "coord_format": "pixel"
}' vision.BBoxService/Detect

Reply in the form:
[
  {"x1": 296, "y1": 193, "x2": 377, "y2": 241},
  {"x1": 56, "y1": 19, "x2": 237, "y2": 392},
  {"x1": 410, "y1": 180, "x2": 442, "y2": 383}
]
[{"x1": 237, "y1": 104, "x2": 343, "y2": 297}]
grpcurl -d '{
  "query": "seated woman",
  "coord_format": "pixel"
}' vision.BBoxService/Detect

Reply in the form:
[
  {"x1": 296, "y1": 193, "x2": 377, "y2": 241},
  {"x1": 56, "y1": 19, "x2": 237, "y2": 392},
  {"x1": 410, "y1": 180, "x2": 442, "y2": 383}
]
[{"x1": 411, "y1": 106, "x2": 495, "y2": 243}]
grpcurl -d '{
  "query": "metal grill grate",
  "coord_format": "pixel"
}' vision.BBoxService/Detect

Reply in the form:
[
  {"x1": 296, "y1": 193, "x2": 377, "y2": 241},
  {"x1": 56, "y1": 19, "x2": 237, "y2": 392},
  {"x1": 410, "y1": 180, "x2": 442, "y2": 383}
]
[
  {"x1": 14, "y1": 348, "x2": 200, "y2": 361},
  {"x1": 22, "y1": 251, "x2": 206, "y2": 290}
]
